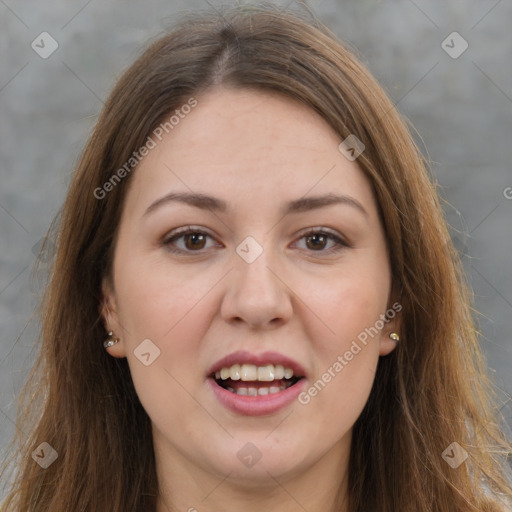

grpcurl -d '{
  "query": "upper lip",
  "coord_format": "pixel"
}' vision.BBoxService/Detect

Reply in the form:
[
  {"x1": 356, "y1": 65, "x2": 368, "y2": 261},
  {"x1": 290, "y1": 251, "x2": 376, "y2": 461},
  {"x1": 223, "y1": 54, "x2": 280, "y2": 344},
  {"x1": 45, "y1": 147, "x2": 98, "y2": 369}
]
[{"x1": 208, "y1": 350, "x2": 307, "y2": 378}]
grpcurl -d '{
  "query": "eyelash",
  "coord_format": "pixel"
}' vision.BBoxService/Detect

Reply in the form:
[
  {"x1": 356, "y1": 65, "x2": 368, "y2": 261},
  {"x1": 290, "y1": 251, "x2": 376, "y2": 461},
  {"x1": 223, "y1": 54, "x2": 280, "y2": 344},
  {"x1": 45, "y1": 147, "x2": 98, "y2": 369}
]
[{"x1": 161, "y1": 225, "x2": 349, "y2": 255}]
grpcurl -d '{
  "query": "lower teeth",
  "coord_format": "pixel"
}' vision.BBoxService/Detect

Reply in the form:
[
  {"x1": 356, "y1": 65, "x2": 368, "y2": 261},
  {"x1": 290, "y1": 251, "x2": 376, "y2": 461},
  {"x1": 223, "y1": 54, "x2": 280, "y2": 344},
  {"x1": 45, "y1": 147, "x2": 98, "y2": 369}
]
[{"x1": 224, "y1": 382, "x2": 292, "y2": 396}]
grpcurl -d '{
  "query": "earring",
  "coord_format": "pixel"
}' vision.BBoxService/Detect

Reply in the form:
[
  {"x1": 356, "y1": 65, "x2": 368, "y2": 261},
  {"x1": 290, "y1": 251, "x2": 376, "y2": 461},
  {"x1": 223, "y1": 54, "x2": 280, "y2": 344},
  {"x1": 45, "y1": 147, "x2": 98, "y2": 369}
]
[
  {"x1": 389, "y1": 332, "x2": 400, "y2": 342},
  {"x1": 103, "y1": 331, "x2": 119, "y2": 349}
]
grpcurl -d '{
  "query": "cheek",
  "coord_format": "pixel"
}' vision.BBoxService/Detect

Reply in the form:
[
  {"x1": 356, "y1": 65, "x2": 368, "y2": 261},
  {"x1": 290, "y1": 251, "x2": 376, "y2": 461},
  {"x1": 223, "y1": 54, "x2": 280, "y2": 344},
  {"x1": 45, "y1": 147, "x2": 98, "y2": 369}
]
[
  {"x1": 112, "y1": 254, "x2": 227, "y2": 402},
  {"x1": 297, "y1": 264, "x2": 388, "y2": 422},
  {"x1": 309, "y1": 264, "x2": 389, "y2": 355},
  {"x1": 114, "y1": 251, "x2": 216, "y2": 341},
  {"x1": 112, "y1": 260, "x2": 215, "y2": 425}
]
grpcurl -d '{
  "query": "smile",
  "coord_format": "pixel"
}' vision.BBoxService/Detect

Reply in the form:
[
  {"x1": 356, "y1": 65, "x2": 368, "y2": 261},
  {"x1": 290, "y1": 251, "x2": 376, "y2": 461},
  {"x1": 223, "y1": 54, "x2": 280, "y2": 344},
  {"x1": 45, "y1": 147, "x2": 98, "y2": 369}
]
[
  {"x1": 208, "y1": 351, "x2": 307, "y2": 416},
  {"x1": 214, "y1": 363, "x2": 300, "y2": 395}
]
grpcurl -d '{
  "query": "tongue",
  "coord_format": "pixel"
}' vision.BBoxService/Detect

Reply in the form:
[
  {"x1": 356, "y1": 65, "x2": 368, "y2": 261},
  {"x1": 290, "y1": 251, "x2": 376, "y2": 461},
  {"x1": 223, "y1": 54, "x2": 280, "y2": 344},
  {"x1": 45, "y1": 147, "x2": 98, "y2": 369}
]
[{"x1": 222, "y1": 378, "x2": 288, "y2": 391}]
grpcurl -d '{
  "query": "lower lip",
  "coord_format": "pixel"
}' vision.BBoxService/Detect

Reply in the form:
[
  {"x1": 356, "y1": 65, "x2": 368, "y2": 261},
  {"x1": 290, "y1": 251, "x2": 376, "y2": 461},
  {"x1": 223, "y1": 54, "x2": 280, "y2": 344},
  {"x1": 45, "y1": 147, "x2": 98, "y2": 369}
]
[{"x1": 208, "y1": 378, "x2": 306, "y2": 416}]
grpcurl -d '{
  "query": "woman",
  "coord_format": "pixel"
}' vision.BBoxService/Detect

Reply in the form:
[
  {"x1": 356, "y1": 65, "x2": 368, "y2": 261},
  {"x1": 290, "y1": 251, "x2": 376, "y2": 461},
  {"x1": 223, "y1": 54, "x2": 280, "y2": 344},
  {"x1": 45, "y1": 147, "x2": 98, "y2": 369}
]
[{"x1": 2, "y1": 4, "x2": 511, "y2": 511}]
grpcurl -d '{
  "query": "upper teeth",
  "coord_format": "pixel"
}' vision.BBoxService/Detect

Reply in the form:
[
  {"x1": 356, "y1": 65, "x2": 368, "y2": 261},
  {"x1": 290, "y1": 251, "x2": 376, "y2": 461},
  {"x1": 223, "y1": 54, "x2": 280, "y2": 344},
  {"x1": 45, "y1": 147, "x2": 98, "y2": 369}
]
[{"x1": 215, "y1": 364, "x2": 294, "y2": 382}]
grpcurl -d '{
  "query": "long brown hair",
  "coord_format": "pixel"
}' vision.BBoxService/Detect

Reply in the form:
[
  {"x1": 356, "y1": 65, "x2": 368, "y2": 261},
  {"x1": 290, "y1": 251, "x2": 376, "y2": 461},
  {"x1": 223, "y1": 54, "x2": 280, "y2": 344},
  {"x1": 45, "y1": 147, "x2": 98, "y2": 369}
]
[{"x1": 2, "y1": 3, "x2": 511, "y2": 511}]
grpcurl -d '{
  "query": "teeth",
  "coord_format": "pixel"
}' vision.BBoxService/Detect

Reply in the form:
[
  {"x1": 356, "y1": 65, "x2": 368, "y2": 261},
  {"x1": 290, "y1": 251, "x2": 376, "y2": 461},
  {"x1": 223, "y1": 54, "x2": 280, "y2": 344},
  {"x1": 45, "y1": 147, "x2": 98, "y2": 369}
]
[
  {"x1": 215, "y1": 363, "x2": 296, "y2": 382},
  {"x1": 284, "y1": 367, "x2": 293, "y2": 379},
  {"x1": 247, "y1": 387, "x2": 258, "y2": 396},
  {"x1": 240, "y1": 364, "x2": 258, "y2": 381},
  {"x1": 229, "y1": 383, "x2": 289, "y2": 396},
  {"x1": 257, "y1": 365, "x2": 275, "y2": 381},
  {"x1": 274, "y1": 365, "x2": 284, "y2": 379},
  {"x1": 230, "y1": 364, "x2": 241, "y2": 380}
]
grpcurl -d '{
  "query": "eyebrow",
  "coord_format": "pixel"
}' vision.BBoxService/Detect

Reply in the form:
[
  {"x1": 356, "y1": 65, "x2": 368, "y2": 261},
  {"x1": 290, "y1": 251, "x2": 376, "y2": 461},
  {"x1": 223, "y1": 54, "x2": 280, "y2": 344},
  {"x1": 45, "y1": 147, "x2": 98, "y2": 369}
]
[{"x1": 143, "y1": 192, "x2": 369, "y2": 218}]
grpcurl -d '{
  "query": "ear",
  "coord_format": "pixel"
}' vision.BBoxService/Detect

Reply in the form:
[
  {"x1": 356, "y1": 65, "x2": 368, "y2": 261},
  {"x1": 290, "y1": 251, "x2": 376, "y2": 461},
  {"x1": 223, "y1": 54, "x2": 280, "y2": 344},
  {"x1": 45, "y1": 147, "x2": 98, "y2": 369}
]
[
  {"x1": 100, "y1": 277, "x2": 127, "y2": 358},
  {"x1": 378, "y1": 299, "x2": 402, "y2": 356}
]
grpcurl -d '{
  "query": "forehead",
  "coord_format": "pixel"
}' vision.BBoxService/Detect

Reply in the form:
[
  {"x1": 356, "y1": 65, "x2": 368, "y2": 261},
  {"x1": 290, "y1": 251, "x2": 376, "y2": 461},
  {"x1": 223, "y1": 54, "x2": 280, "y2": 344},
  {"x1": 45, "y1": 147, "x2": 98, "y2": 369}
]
[{"x1": 124, "y1": 87, "x2": 378, "y2": 220}]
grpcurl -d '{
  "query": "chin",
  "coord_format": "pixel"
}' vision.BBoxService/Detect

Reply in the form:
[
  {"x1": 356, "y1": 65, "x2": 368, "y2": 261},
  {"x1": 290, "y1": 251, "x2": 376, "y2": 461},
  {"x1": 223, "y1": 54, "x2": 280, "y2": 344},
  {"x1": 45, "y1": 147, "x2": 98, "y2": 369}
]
[{"x1": 203, "y1": 436, "x2": 312, "y2": 484}]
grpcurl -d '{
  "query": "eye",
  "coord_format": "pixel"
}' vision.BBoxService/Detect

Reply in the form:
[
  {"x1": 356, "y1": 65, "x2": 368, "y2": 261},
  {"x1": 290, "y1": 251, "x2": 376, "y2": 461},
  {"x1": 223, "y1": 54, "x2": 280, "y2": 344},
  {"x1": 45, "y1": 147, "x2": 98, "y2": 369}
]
[
  {"x1": 161, "y1": 226, "x2": 349, "y2": 255},
  {"x1": 294, "y1": 228, "x2": 349, "y2": 254},
  {"x1": 161, "y1": 226, "x2": 220, "y2": 254}
]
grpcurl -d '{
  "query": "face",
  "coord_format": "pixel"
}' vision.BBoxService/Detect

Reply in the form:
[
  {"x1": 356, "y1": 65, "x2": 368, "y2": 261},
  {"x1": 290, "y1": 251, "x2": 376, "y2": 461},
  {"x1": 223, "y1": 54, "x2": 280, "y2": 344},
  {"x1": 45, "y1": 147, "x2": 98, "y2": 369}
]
[{"x1": 102, "y1": 87, "x2": 399, "y2": 490}]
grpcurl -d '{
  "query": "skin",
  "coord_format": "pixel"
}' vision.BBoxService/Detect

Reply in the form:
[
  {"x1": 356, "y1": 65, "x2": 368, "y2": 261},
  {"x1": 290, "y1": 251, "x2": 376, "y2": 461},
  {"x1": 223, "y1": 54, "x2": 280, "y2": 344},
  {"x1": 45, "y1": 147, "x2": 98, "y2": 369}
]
[{"x1": 102, "y1": 87, "x2": 400, "y2": 512}]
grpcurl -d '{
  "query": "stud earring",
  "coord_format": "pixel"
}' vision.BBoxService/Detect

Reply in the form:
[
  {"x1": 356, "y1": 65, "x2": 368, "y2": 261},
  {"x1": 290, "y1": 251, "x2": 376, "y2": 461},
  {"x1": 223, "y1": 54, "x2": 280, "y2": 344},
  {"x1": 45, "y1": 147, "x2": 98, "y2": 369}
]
[
  {"x1": 103, "y1": 331, "x2": 119, "y2": 349},
  {"x1": 389, "y1": 332, "x2": 400, "y2": 342}
]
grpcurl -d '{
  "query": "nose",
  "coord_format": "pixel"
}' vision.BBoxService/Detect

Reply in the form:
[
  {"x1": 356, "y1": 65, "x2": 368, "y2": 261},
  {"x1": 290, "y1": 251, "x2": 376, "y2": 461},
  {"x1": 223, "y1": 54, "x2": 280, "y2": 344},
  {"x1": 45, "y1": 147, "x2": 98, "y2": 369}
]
[{"x1": 220, "y1": 244, "x2": 293, "y2": 330}]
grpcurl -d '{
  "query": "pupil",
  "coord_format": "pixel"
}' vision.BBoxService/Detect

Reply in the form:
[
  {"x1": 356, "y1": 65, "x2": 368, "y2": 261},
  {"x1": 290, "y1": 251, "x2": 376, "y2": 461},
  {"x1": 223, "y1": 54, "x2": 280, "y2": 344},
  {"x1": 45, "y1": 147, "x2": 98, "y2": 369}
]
[
  {"x1": 307, "y1": 234, "x2": 325, "y2": 250},
  {"x1": 186, "y1": 234, "x2": 205, "y2": 250}
]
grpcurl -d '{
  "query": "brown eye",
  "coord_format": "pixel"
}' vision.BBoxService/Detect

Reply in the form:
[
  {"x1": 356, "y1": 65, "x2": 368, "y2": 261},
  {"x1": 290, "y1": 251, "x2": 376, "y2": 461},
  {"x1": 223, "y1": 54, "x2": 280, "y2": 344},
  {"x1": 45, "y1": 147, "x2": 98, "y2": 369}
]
[
  {"x1": 305, "y1": 233, "x2": 329, "y2": 251},
  {"x1": 162, "y1": 227, "x2": 218, "y2": 254},
  {"x1": 183, "y1": 233, "x2": 207, "y2": 250},
  {"x1": 295, "y1": 229, "x2": 348, "y2": 254}
]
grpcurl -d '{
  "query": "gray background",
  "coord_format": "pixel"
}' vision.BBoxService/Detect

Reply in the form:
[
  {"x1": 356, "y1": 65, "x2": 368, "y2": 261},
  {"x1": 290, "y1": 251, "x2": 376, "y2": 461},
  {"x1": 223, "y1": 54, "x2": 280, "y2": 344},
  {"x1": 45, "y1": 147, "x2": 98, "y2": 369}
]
[{"x1": 1, "y1": 0, "x2": 511, "y2": 494}]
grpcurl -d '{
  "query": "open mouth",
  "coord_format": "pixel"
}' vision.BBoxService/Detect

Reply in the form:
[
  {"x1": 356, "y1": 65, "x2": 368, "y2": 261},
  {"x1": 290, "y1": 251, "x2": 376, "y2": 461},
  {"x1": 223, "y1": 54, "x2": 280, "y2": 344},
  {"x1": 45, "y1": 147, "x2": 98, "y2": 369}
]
[{"x1": 211, "y1": 363, "x2": 304, "y2": 396}]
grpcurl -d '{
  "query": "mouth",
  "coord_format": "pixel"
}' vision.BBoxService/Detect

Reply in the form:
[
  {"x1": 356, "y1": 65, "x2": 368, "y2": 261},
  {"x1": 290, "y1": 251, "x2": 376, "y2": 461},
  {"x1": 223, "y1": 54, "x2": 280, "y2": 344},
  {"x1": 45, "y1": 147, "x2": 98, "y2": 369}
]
[
  {"x1": 207, "y1": 351, "x2": 307, "y2": 416},
  {"x1": 211, "y1": 363, "x2": 303, "y2": 396}
]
